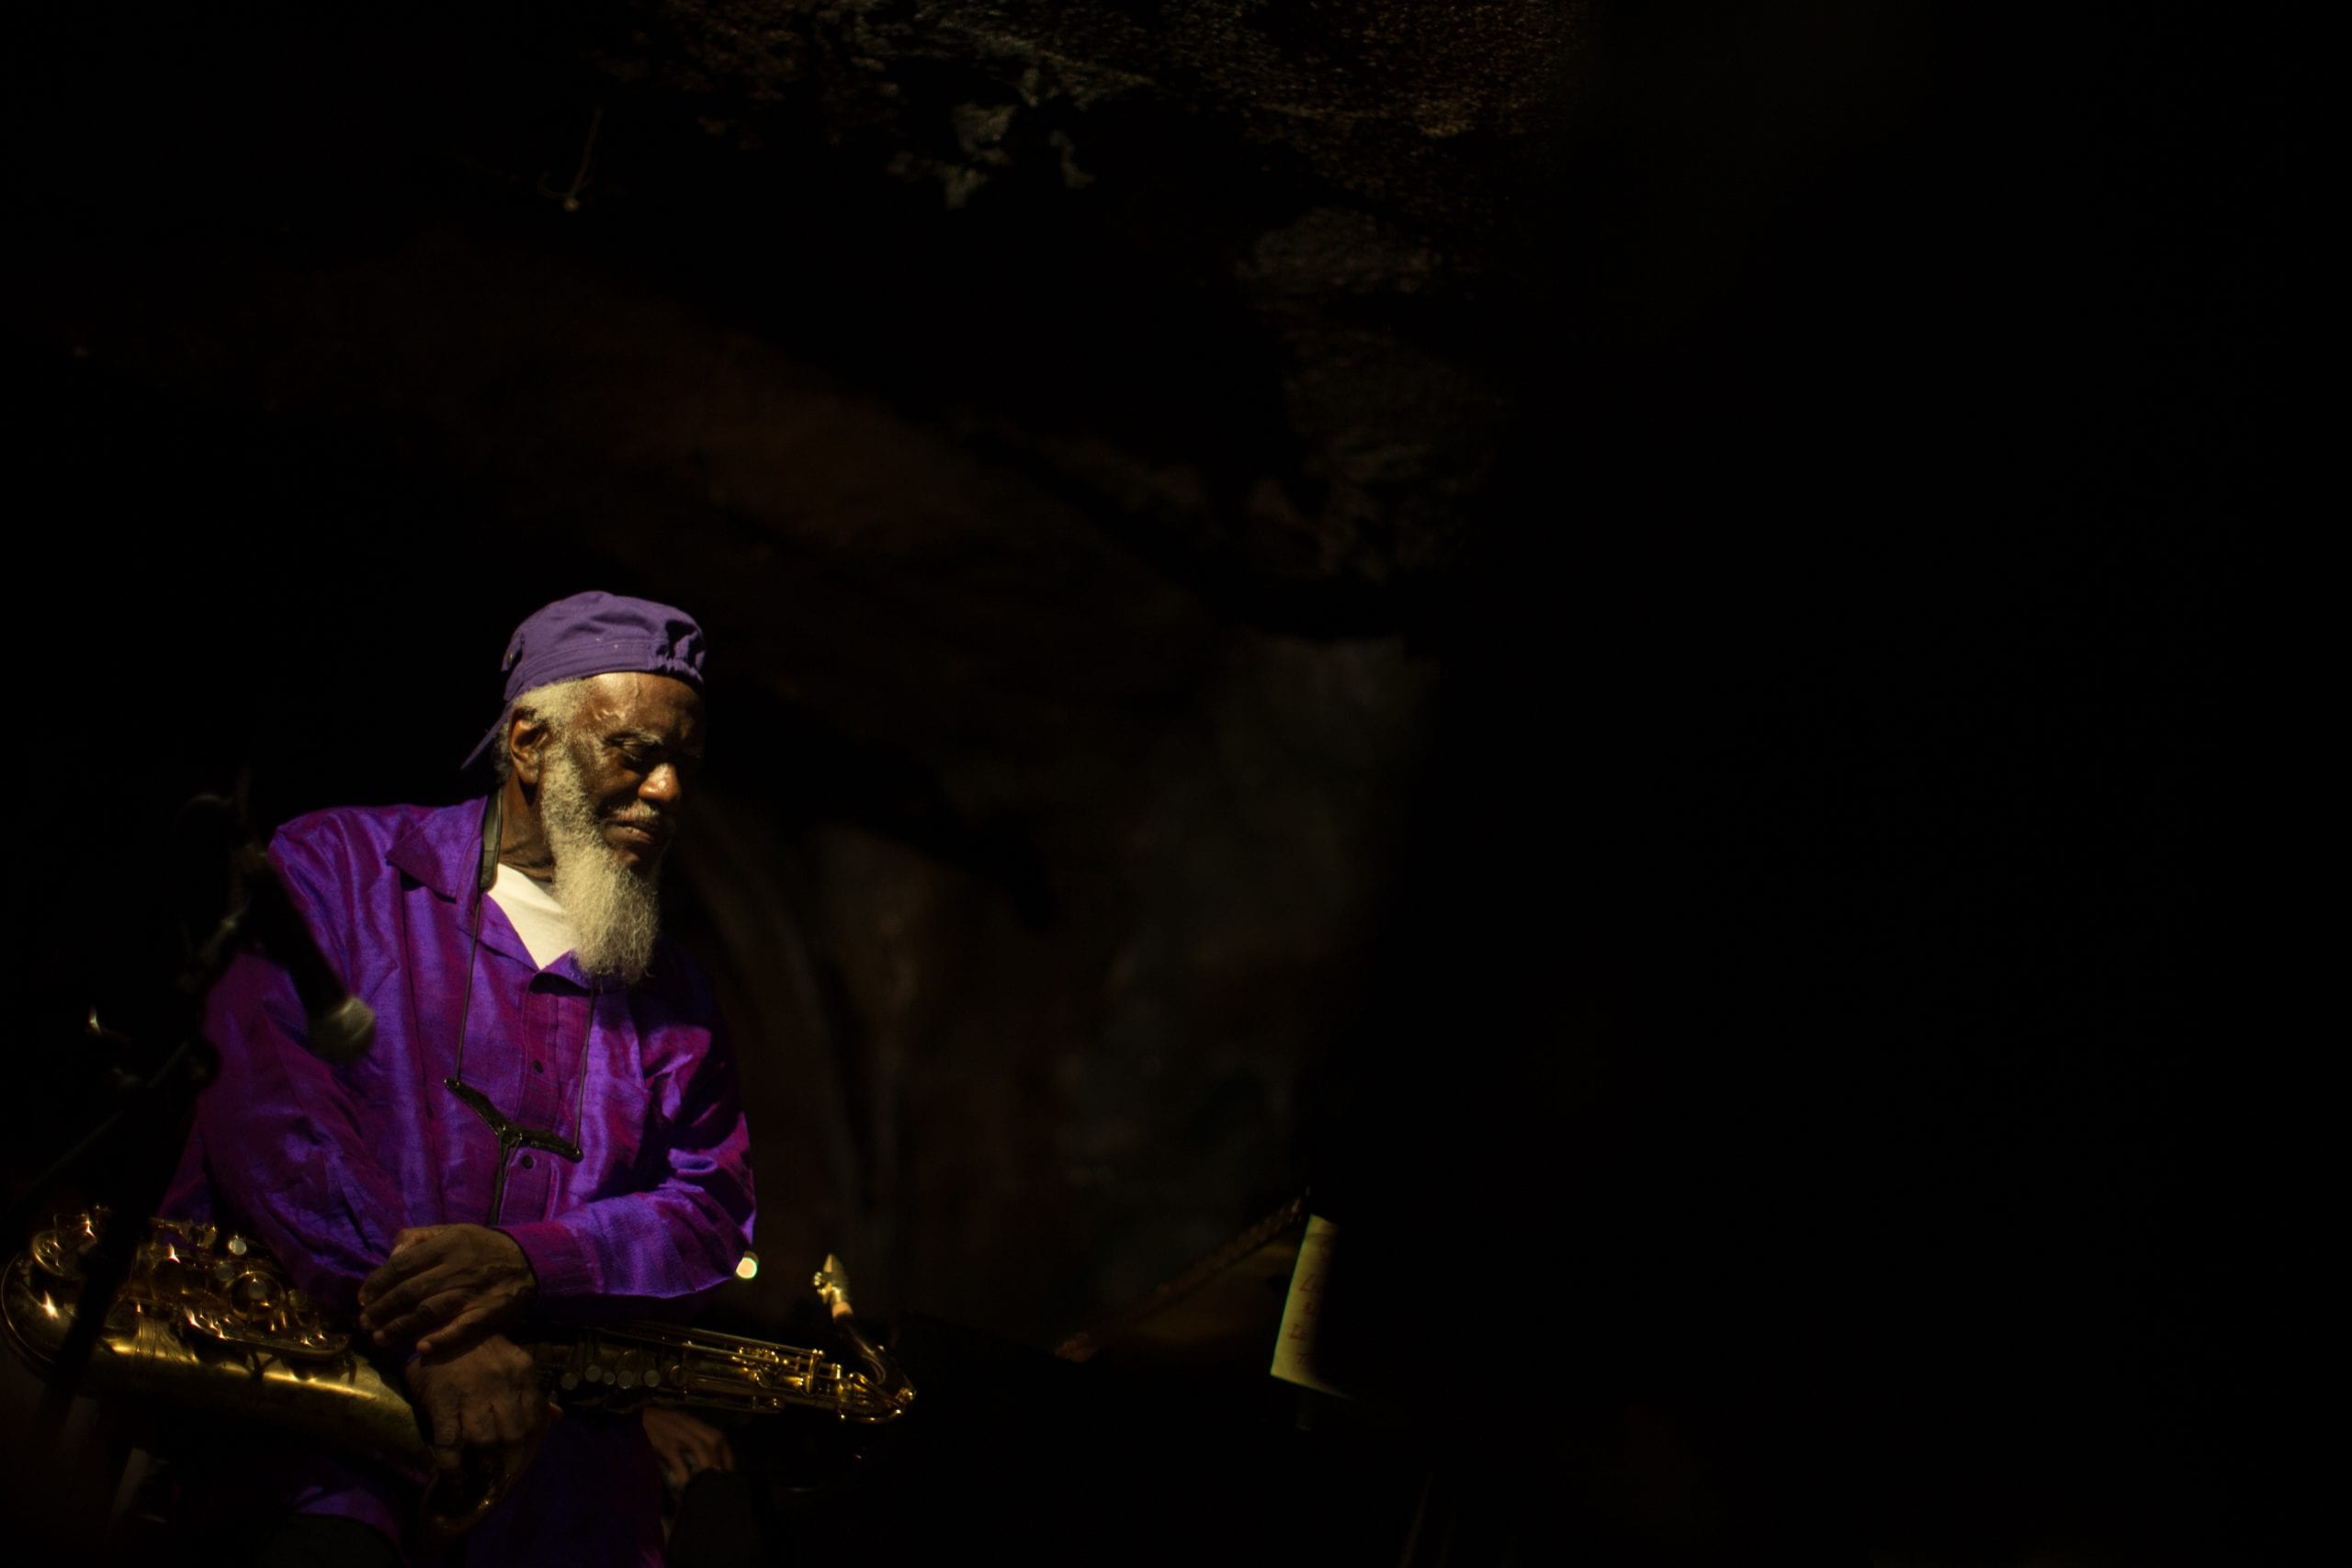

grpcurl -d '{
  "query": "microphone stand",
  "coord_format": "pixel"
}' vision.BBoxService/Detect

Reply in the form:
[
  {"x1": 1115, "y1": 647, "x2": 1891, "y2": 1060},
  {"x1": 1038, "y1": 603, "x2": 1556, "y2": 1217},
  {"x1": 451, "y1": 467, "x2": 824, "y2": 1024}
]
[
  {"x1": 14, "y1": 1025, "x2": 219, "y2": 1443},
  {"x1": 8, "y1": 889, "x2": 245, "y2": 1444},
  {"x1": 6, "y1": 784, "x2": 369, "y2": 1524}
]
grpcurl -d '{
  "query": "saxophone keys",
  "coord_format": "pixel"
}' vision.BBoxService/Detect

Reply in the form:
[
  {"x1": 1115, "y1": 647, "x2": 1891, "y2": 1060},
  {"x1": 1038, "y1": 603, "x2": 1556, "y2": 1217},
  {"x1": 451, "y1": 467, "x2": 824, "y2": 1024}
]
[{"x1": 234, "y1": 1274, "x2": 277, "y2": 1325}]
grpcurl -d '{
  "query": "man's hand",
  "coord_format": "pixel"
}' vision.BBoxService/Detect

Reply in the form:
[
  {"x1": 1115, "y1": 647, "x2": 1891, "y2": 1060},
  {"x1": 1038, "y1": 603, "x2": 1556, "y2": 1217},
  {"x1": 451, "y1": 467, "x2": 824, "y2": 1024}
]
[
  {"x1": 405, "y1": 1334, "x2": 553, "y2": 1482},
  {"x1": 358, "y1": 1224, "x2": 537, "y2": 1353},
  {"x1": 642, "y1": 1407, "x2": 736, "y2": 1494}
]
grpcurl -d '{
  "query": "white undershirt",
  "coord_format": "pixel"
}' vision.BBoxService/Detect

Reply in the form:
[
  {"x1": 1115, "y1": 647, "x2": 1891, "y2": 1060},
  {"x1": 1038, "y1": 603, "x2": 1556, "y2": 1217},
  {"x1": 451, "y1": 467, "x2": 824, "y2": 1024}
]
[{"x1": 486, "y1": 862, "x2": 575, "y2": 972}]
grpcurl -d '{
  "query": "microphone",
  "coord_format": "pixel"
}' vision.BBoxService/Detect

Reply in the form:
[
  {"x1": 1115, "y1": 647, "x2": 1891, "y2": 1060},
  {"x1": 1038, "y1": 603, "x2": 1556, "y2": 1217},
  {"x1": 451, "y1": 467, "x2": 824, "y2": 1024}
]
[{"x1": 228, "y1": 841, "x2": 378, "y2": 1065}]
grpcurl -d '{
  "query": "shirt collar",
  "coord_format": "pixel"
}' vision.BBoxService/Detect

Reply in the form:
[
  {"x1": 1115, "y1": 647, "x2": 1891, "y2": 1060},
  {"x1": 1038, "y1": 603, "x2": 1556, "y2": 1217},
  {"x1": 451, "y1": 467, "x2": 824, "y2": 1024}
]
[
  {"x1": 384, "y1": 796, "x2": 657, "y2": 993},
  {"x1": 386, "y1": 797, "x2": 495, "y2": 906}
]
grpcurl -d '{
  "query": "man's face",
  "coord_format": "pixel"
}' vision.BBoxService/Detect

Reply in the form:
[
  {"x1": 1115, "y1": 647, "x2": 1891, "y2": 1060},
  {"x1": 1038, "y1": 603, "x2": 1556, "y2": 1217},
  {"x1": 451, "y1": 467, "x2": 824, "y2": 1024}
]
[{"x1": 547, "y1": 671, "x2": 707, "y2": 878}]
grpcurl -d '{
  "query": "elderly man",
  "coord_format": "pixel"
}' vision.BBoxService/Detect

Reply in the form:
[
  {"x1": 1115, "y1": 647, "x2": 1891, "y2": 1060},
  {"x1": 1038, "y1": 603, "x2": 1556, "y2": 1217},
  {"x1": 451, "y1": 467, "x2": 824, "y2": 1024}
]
[{"x1": 161, "y1": 592, "x2": 754, "y2": 1566}]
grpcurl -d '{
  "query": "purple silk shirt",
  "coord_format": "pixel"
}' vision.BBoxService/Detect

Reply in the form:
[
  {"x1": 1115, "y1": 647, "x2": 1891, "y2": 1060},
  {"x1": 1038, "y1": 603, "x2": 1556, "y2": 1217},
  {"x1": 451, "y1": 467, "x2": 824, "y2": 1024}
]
[{"x1": 162, "y1": 799, "x2": 756, "y2": 1565}]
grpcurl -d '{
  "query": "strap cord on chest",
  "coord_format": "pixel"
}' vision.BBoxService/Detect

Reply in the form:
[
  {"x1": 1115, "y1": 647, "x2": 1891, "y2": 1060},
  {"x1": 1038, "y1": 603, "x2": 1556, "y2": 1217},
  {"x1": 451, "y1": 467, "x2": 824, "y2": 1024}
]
[{"x1": 444, "y1": 790, "x2": 593, "y2": 1224}]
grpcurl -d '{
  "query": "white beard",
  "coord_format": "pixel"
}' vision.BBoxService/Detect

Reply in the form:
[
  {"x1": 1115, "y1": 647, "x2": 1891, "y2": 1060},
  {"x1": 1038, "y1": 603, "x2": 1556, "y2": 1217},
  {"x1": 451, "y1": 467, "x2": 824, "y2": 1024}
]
[{"x1": 540, "y1": 742, "x2": 663, "y2": 985}]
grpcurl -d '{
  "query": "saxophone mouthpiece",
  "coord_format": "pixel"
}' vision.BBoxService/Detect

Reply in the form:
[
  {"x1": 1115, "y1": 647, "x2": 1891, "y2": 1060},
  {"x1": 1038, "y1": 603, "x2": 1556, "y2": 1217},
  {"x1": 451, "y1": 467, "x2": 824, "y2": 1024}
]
[{"x1": 816, "y1": 1254, "x2": 855, "y2": 1320}]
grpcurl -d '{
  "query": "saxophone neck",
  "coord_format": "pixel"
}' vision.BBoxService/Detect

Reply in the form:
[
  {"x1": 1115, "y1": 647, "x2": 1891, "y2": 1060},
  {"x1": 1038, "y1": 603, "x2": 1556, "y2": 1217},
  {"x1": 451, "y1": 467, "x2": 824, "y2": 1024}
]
[{"x1": 813, "y1": 1253, "x2": 903, "y2": 1398}]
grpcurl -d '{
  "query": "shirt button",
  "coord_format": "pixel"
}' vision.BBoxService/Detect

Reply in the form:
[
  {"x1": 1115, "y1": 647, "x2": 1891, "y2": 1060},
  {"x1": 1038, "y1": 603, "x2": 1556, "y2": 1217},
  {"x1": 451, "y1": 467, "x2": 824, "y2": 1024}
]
[
  {"x1": 520, "y1": 1155, "x2": 536, "y2": 1169},
  {"x1": 532, "y1": 1061, "x2": 546, "y2": 1074}
]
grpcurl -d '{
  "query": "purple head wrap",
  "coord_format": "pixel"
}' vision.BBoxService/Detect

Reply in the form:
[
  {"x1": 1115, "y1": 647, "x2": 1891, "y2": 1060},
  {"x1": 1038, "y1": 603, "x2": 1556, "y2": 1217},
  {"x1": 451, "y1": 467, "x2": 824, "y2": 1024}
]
[{"x1": 461, "y1": 591, "x2": 707, "y2": 770}]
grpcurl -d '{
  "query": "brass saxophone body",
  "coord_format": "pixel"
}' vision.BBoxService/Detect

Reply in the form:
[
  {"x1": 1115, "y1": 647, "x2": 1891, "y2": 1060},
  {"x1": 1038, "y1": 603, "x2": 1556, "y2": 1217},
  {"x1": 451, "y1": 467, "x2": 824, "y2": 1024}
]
[{"x1": 3, "y1": 1213, "x2": 912, "y2": 1535}]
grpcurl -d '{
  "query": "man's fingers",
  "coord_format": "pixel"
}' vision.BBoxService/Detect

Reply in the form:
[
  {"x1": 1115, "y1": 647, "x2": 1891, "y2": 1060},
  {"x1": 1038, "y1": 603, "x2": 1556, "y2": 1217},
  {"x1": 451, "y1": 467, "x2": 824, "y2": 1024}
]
[
  {"x1": 360, "y1": 1267, "x2": 444, "y2": 1327},
  {"x1": 413, "y1": 1302, "x2": 499, "y2": 1357},
  {"x1": 458, "y1": 1394, "x2": 502, "y2": 1450},
  {"x1": 356, "y1": 1259, "x2": 401, "y2": 1307},
  {"x1": 642, "y1": 1408, "x2": 732, "y2": 1480},
  {"x1": 406, "y1": 1332, "x2": 548, "y2": 1486},
  {"x1": 430, "y1": 1398, "x2": 463, "y2": 1471},
  {"x1": 371, "y1": 1297, "x2": 448, "y2": 1354},
  {"x1": 364, "y1": 1290, "x2": 427, "y2": 1340},
  {"x1": 359, "y1": 1231, "x2": 447, "y2": 1304},
  {"x1": 659, "y1": 1436, "x2": 731, "y2": 1477},
  {"x1": 361, "y1": 1231, "x2": 532, "y2": 1346},
  {"x1": 655, "y1": 1440, "x2": 696, "y2": 1488},
  {"x1": 368, "y1": 1287, "x2": 469, "y2": 1347},
  {"x1": 507, "y1": 1384, "x2": 541, "y2": 1445}
]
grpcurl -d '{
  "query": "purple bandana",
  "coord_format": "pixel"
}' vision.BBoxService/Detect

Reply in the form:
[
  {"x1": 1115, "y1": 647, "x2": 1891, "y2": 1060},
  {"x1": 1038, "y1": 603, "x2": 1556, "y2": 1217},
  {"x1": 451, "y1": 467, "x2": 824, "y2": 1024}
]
[{"x1": 461, "y1": 592, "x2": 707, "y2": 769}]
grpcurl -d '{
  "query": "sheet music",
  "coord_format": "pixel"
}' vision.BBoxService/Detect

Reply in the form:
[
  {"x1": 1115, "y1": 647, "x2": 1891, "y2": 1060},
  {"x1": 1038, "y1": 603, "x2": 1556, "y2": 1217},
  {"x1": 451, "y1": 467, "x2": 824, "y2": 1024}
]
[{"x1": 1269, "y1": 1213, "x2": 1342, "y2": 1393}]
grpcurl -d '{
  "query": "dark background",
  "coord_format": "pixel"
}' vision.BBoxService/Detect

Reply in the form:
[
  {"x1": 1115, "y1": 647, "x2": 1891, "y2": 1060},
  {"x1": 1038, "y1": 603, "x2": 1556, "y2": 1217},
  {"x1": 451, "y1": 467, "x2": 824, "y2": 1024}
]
[{"x1": 4, "y1": 3, "x2": 2301, "y2": 1562}]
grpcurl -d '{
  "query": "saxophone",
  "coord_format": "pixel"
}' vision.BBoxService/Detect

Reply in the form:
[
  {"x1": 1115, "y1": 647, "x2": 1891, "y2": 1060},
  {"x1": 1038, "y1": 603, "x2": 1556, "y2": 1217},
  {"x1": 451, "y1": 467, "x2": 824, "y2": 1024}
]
[{"x1": 2, "y1": 1212, "x2": 913, "y2": 1537}]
